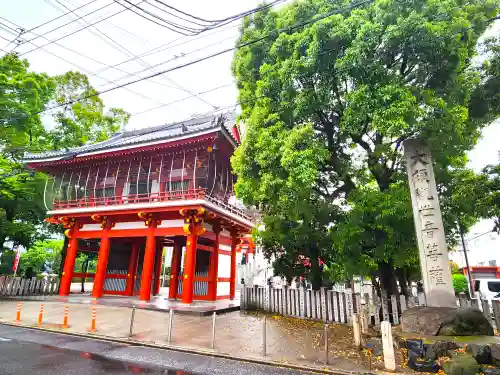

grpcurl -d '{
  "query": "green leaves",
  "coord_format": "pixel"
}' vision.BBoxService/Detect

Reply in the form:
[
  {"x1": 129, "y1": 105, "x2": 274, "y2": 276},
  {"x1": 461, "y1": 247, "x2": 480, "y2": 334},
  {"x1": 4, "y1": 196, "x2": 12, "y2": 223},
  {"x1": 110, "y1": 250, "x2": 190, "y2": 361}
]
[
  {"x1": 0, "y1": 54, "x2": 129, "y2": 260},
  {"x1": 232, "y1": 0, "x2": 500, "y2": 286}
]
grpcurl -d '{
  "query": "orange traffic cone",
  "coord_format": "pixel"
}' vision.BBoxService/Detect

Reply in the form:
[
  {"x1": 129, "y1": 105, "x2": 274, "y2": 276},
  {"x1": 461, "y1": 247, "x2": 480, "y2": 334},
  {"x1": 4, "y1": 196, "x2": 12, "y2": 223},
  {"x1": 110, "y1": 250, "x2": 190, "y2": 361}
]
[
  {"x1": 37, "y1": 304, "x2": 44, "y2": 326},
  {"x1": 62, "y1": 305, "x2": 69, "y2": 329},
  {"x1": 14, "y1": 302, "x2": 22, "y2": 324},
  {"x1": 88, "y1": 307, "x2": 96, "y2": 333}
]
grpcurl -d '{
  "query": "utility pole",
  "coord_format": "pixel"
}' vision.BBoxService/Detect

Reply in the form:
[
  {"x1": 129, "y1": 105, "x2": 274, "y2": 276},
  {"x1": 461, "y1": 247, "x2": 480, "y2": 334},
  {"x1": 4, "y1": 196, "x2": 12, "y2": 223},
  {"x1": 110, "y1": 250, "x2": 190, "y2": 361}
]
[{"x1": 459, "y1": 225, "x2": 475, "y2": 298}]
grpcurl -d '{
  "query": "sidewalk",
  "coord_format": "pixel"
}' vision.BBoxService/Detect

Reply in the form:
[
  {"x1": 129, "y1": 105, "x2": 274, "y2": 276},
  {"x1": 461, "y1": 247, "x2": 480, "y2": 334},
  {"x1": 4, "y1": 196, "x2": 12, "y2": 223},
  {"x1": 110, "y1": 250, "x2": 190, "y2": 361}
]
[{"x1": 0, "y1": 300, "x2": 378, "y2": 373}]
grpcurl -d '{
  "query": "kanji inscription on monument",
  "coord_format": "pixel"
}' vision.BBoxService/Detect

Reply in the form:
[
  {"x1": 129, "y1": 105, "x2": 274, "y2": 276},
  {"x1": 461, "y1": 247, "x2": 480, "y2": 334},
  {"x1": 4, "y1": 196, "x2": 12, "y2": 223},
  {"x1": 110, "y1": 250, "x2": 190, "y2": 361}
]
[{"x1": 404, "y1": 139, "x2": 455, "y2": 307}]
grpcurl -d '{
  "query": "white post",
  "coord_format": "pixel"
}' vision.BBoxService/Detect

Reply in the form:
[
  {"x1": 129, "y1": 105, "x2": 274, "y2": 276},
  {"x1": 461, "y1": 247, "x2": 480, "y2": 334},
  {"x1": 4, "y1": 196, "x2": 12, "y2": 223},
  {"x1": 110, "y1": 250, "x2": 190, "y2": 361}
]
[
  {"x1": 352, "y1": 313, "x2": 362, "y2": 348},
  {"x1": 360, "y1": 305, "x2": 369, "y2": 333},
  {"x1": 381, "y1": 321, "x2": 396, "y2": 371}
]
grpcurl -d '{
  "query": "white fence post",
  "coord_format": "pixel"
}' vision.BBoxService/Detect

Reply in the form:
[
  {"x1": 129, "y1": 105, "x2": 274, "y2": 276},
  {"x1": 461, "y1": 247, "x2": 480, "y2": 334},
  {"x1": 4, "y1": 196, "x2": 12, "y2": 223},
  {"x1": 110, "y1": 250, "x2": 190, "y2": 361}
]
[
  {"x1": 391, "y1": 294, "x2": 399, "y2": 325},
  {"x1": 458, "y1": 292, "x2": 468, "y2": 308},
  {"x1": 352, "y1": 313, "x2": 362, "y2": 348},
  {"x1": 299, "y1": 286, "x2": 305, "y2": 318},
  {"x1": 381, "y1": 321, "x2": 396, "y2": 371},
  {"x1": 381, "y1": 291, "x2": 390, "y2": 322}
]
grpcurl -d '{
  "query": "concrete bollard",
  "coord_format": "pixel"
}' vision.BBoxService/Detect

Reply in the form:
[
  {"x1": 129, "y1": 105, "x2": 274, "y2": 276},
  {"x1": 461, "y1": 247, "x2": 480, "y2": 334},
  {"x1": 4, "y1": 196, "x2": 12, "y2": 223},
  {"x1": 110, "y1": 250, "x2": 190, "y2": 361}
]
[
  {"x1": 352, "y1": 313, "x2": 362, "y2": 349},
  {"x1": 261, "y1": 315, "x2": 267, "y2": 356},
  {"x1": 211, "y1": 312, "x2": 216, "y2": 349},
  {"x1": 324, "y1": 323, "x2": 329, "y2": 364},
  {"x1": 360, "y1": 305, "x2": 369, "y2": 334},
  {"x1": 458, "y1": 292, "x2": 468, "y2": 308},
  {"x1": 381, "y1": 321, "x2": 396, "y2": 371},
  {"x1": 37, "y1": 304, "x2": 44, "y2": 326},
  {"x1": 88, "y1": 307, "x2": 97, "y2": 333},
  {"x1": 15, "y1": 302, "x2": 22, "y2": 324},
  {"x1": 167, "y1": 309, "x2": 174, "y2": 343},
  {"x1": 129, "y1": 306, "x2": 136, "y2": 338},
  {"x1": 62, "y1": 305, "x2": 69, "y2": 329}
]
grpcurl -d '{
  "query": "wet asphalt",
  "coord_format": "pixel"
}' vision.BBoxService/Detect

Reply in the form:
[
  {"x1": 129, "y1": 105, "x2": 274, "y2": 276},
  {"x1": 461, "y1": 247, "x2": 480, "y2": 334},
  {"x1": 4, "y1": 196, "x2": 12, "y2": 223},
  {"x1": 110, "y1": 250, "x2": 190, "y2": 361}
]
[{"x1": 0, "y1": 325, "x2": 319, "y2": 375}]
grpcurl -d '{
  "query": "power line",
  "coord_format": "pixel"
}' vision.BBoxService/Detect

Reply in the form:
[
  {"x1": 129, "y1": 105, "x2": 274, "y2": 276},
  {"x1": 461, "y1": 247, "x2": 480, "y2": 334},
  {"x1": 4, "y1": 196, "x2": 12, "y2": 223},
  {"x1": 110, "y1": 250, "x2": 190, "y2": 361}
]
[
  {"x1": 8, "y1": 1, "x2": 499, "y2": 122},
  {"x1": 91, "y1": 31, "x2": 239, "y2": 89},
  {"x1": 89, "y1": 21, "x2": 240, "y2": 78},
  {"x1": 24, "y1": 0, "x2": 100, "y2": 34},
  {"x1": 113, "y1": 0, "x2": 288, "y2": 36},
  {"x1": 49, "y1": 0, "x2": 216, "y2": 109},
  {"x1": 150, "y1": 0, "x2": 285, "y2": 24},
  {"x1": 17, "y1": 0, "x2": 135, "y2": 55},
  {"x1": 0, "y1": 15, "x2": 170, "y2": 106}
]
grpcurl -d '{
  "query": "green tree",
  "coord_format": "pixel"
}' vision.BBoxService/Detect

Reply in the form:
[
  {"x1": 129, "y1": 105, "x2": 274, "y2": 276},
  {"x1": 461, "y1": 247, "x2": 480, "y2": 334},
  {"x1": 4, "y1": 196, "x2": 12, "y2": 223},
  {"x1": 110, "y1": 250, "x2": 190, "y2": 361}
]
[
  {"x1": 231, "y1": 0, "x2": 500, "y2": 290},
  {"x1": 47, "y1": 71, "x2": 130, "y2": 150},
  {"x1": 452, "y1": 273, "x2": 469, "y2": 294},
  {"x1": 0, "y1": 54, "x2": 130, "y2": 256},
  {"x1": 18, "y1": 239, "x2": 64, "y2": 276}
]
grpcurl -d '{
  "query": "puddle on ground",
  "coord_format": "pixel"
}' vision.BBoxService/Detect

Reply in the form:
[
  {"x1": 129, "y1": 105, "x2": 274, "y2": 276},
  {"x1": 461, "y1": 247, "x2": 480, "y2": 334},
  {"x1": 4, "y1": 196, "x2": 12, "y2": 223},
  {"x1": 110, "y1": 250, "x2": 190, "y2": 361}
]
[{"x1": 42, "y1": 344, "x2": 192, "y2": 374}]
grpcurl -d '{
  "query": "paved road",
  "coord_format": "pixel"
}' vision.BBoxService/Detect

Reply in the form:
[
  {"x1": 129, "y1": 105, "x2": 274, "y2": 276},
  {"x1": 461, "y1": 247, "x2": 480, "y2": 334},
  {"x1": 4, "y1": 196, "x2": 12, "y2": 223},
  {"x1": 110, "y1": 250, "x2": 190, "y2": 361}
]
[{"x1": 0, "y1": 325, "x2": 319, "y2": 375}]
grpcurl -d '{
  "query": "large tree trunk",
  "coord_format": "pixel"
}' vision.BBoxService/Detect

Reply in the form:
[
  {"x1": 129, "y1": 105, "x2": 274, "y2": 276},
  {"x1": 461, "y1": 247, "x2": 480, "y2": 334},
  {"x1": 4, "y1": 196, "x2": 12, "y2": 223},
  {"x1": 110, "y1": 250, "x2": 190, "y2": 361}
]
[
  {"x1": 395, "y1": 267, "x2": 409, "y2": 297},
  {"x1": 378, "y1": 261, "x2": 398, "y2": 295}
]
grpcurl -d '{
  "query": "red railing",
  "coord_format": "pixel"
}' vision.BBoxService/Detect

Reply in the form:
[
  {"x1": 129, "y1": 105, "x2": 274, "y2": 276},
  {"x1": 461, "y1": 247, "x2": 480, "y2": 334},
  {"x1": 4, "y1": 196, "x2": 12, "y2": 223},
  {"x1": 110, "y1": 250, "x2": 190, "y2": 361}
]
[{"x1": 52, "y1": 188, "x2": 251, "y2": 221}]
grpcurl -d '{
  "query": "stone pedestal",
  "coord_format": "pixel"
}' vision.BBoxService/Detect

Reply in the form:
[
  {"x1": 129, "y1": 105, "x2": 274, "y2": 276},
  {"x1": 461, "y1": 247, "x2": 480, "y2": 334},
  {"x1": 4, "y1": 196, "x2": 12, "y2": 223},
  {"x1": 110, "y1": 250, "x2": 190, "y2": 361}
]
[
  {"x1": 401, "y1": 306, "x2": 494, "y2": 336},
  {"x1": 404, "y1": 139, "x2": 455, "y2": 308}
]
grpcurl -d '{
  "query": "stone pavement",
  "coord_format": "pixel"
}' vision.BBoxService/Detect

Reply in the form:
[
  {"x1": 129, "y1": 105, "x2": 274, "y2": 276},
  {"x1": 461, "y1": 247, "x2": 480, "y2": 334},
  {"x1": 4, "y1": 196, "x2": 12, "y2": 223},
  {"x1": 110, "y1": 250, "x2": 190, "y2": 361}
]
[{"x1": 0, "y1": 300, "x2": 376, "y2": 373}]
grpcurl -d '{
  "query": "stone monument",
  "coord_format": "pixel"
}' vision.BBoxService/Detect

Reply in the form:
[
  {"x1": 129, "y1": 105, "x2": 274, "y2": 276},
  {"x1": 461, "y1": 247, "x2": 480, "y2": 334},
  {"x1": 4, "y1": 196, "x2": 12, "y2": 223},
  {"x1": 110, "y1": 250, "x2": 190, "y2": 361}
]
[
  {"x1": 402, "y1": 139, "x2": 493, "y2": 336},
  {"x1": 403, "y1": 139, "x2": 456, "y2": 308}
]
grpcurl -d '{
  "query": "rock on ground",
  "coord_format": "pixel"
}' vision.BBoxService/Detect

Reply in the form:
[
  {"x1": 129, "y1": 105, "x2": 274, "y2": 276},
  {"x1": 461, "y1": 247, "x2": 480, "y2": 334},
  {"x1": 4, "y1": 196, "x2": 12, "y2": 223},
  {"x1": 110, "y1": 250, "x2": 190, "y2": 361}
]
[{"x1": 401, "y1": 306, "x2": 494, "y2": 336}]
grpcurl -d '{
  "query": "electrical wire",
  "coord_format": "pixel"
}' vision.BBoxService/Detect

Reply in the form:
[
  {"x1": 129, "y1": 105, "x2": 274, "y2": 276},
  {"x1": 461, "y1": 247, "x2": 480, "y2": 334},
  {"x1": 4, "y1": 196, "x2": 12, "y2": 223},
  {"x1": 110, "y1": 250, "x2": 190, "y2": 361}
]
[
  {"x1": 113, "y1": 0, "x2": 288, "y2": 36},
  {"x1": 24, "y1": 0, "x2": 100, "y2": 34},
  {"x1": 89, "y1": 21, "x2": 240, "y2": 78},
  {"x1": 48, "y1": 0, "x2": 216, "y2": 109},
  {"x1": 0, "y1": 15, "x2": 171, "y2": 106},
  {"x1": 17, "y1": 0, "x2": 139, "y2": 54},
  {"x1": 150, "y1": 0, "x2": 286, "y2": 25},
  {"x1": 6, "y1": 1, "x2": 499, "y2": 122}
]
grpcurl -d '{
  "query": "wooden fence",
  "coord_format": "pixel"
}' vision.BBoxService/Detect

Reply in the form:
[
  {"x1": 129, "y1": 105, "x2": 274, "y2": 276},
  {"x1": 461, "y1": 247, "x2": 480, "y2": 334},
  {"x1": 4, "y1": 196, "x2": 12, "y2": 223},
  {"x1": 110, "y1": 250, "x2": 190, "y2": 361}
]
[
  {"x1": 0, "y1": 276, "x2": 60, "y2": 297},
  {"x1": 241, "y1": 286, "x2": 500, "y2": 328}
]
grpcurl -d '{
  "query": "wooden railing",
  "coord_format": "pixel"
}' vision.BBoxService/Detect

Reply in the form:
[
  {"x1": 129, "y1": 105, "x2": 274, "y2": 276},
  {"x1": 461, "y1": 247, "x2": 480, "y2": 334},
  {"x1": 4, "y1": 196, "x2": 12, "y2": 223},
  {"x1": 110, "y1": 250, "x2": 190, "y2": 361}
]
[{"x1": 52, "y1": 188, "x2": 252, "y2": 221}]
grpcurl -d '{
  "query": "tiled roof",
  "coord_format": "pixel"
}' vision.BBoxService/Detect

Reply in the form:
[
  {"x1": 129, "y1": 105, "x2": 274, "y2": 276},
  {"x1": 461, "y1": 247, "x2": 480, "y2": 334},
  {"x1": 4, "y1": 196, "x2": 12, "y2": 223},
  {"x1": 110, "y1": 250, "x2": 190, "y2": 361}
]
[{"x1": 24, "y1": 112, "x2": 237, "y2": 162}]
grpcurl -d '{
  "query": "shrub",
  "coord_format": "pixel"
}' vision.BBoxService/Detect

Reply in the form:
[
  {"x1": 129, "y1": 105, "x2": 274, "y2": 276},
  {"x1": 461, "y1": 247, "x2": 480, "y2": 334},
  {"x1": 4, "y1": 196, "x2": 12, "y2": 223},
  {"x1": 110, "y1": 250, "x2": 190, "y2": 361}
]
[{"x1": 452, "y1": 274, "x2": 469, "y2": 294}]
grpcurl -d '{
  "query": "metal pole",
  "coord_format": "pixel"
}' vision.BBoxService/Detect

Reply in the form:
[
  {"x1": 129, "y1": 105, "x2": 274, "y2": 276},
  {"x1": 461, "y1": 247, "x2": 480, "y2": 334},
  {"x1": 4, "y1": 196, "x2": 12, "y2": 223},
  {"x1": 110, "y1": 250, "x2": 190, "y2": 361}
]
[
  {"x1": 460, "y1": 226, "x2": 475, "y2": 298},
  {"x1": 261, "y1": 315, "x2": 267, "y2": 356},
  {"x1": 324, "y1": 323, "x2": 329, "y2": 364},
  {"x1": 211, "y1": 311, "x2": 216, "y2": 349},
  {"x1": 129, "y1": 306, "x2": 136, "y2": 337},
  {"x1": 167, "y1": 309, "x2": 174, "y2": 343}
]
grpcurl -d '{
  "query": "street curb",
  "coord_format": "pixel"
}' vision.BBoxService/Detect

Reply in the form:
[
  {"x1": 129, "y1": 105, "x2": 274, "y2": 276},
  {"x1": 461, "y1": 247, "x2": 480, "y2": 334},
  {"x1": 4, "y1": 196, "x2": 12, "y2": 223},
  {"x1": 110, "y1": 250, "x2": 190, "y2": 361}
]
[{"x1": 0, "y1": 321, "x2": 368, "y2": 375}]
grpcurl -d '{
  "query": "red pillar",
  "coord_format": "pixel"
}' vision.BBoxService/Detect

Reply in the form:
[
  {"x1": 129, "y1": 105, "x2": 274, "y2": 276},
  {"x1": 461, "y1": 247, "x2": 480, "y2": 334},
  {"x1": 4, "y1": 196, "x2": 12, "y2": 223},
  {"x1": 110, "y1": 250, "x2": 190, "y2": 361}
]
[
  {"x1": 92, "y1": 223, "x2": 111, "y2": 298},
  {"x1": 169, "y1": 239, "x2": 183, "y2": 299},
  {"x1": 140, "y1": 222, "x2": 157, "y2": 301},
  {"x1": 229, "y1": 231, "x2": 239, "y2": 300},
  {"x1": 181, "y1": 232, "x2": 198, "y2": 304},
  {"x1": 153, "y1": 244, "x2": 163, "y2": 295},
  {"x1": 125, "y1": 241, "x2": 139, "y2": 296},
  {"x1": 59, "y1": 222, "x2": 79, "y2": 296},
  {"x1": 208, "y1": 224, "x2": 220, "y2": 301}
]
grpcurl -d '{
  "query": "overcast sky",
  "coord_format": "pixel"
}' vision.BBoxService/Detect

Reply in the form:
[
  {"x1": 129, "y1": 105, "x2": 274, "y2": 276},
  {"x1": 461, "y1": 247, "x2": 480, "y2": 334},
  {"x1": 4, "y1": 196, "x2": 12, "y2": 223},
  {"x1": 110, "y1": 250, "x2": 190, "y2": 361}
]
[{"x1": 1, "y1": 0, "x2": 499, "y2": 263}]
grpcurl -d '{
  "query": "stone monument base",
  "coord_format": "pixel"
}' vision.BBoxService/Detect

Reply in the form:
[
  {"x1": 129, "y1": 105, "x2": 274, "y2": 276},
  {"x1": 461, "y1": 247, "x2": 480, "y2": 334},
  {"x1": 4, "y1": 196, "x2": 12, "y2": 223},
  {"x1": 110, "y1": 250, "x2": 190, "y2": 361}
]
[{"x1": 401, "y1": 306, "x2": 494, "y2": 336}]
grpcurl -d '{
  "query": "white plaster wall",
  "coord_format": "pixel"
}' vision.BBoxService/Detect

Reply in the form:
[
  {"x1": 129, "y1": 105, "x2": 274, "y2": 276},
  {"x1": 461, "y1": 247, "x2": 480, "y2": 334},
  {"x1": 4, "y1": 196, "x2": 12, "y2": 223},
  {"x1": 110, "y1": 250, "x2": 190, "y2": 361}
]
[
  {"x1": 112, "y1": 221, "x2": 145, "y2": 230},
  {"x1": 80, "y1": 224, "x2": 102, "y2": 231},
  {"x1": 151, "y1": 180, "x2": 159, "y2": 194},
  {"x1": 217, "y1": 282, "x2": 230, "y2": 296},
  {"x1": 157, "y1": 219, "x2": 184, "y2": 228},
  {"x1": 218, "y1": 254, "x2": 231, "y2": 277},
  {"x1": 219, "y1": 244, "x2": 231, "y2": 252}
]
